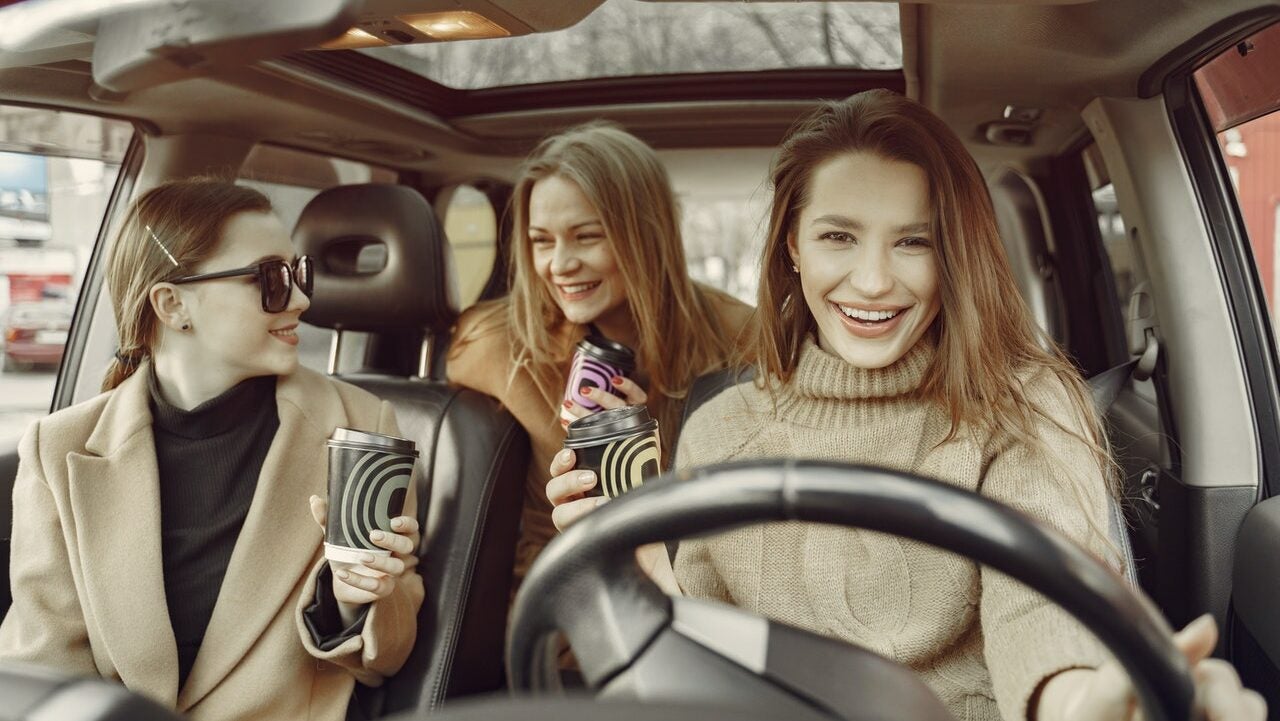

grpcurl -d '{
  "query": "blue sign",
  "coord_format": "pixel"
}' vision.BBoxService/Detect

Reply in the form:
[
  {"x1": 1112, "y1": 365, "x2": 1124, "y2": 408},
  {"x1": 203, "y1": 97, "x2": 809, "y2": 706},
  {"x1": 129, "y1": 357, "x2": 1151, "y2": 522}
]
[{"x1": 0, "y1": 151, "x2": 49, "y2": 220}]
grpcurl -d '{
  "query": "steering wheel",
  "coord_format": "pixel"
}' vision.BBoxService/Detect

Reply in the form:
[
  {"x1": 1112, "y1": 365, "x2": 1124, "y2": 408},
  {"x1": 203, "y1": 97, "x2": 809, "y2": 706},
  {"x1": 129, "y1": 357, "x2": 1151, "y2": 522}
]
[{"x1": 507, "y1": 460, "x2": 1196, "y2": 721}]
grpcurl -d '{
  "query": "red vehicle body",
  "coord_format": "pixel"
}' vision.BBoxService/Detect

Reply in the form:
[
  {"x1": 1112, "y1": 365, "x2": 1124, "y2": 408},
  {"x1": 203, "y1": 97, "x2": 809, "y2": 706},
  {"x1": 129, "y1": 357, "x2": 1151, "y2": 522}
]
[{"x1": 2, "y1": 300, "x2": 71, "y2": 371}]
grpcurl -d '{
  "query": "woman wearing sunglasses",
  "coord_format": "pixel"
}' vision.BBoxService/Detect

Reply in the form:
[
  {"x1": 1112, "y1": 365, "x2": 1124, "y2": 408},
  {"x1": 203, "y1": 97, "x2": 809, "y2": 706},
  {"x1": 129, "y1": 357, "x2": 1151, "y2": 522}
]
[{"x1": 0, "y1": 178, "x2": 423, "y2": 721}]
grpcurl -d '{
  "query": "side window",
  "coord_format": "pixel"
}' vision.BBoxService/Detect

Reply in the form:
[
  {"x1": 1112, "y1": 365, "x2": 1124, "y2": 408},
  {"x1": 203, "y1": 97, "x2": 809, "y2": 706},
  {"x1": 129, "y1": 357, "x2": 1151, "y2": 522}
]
[
  {"x1": 1193, "y1": 21, "x2": 1280, "y2": 327},
  {"x1": 236, "y1": 145, "x2": 395, "y2": 374},
  {"x1": 440, "y1": 184, "x2": 497, "y2": 309},
  {"x1": 0, "y1": 106, "x2": 132, "y2": 440}
]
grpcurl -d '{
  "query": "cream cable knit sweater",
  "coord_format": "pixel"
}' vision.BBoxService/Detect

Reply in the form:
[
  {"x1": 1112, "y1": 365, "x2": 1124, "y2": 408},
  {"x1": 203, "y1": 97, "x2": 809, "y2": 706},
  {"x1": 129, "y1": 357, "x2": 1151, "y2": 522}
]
[{"x1": 673, "y1": 338, "x2": 1115, "y2": 721}]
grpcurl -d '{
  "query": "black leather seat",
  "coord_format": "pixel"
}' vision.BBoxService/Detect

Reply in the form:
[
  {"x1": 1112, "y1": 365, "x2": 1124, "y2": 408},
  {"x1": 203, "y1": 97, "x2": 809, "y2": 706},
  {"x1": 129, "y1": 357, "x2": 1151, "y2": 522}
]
[
  {"x1": 293, "y1": 184, "x2": 529, "y2": 714},
  {"x1": 676, "y1": 364, "x2": 1139, "y2": 585}
]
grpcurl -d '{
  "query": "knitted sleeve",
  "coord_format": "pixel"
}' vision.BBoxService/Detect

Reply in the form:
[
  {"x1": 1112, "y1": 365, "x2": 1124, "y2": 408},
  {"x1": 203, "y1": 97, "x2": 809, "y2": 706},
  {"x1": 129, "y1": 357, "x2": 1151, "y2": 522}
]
[
  {"x1": 671, "y1": 385, "x2": 766, "y2": 602},
  {"x1": 977, "y1": 371, "x2": 1122, "y2": 720}
]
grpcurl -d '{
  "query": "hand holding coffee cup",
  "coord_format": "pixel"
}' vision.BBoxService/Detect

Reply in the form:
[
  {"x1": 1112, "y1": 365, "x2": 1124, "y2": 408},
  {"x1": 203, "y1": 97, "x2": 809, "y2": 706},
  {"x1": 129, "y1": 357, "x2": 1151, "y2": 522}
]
[
  {"x1": 547, "y1": 448, "x2": 602, "y2": 531},
  {"x1": 549, "y1": 405, "x2": 662, "y2": 530},
  {"x1": 561, "y1": 374, "x2": 648, "y2": 428},
  {"x1": 308, "y1": 495, "x2": 419, "y2": 606},
  {"x1": 546, "y1": 433, "x2": 680, "y2": 594},
  {"x1": 313, "y1": 428, "x2": 421, "y2": 613},
  {"x1": 560, "y1": 335, "x2": 643, "y2": 427}
]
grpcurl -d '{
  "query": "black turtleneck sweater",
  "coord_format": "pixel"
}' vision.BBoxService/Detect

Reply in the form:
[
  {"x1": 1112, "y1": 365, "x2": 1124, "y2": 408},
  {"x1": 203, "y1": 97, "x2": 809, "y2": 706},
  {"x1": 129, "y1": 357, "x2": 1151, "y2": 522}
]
[{"x1": 148, "y1": 369, "x2": 279, "y2": 689}]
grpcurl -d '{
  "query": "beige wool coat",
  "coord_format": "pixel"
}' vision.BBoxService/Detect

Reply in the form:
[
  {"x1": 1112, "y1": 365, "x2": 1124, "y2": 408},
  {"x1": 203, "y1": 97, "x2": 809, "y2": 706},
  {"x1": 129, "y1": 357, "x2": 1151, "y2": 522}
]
[{"x1": 0, "y1": 363, "x2": 424, "y2": 721}]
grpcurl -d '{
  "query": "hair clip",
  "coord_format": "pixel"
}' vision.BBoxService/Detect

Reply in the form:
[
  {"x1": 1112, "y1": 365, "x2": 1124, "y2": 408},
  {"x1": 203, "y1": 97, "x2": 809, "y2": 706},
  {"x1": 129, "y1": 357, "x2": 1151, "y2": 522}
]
[{"x1": 146, "y1": 225, "x2": 180, "y2": 268}]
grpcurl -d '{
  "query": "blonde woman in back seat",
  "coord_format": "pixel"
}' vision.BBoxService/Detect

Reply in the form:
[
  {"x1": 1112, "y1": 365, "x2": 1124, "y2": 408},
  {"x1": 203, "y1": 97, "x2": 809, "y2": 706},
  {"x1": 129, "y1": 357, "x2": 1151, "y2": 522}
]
[{"x1": 448, "y1": 122, "x2": 753, "y2": 587}]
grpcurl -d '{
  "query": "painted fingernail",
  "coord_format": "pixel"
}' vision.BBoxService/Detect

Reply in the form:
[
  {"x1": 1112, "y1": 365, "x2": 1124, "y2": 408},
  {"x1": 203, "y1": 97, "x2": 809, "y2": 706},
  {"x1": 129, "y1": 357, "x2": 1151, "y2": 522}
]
[
  {"x1": 579, "y1": 471, "x2": 595, "y2": 487},
  {"x1": 611, "y1": 376, "x2": 623, "y2": 386},
  {"x1": 371, "y1": 530, "x2": 385, "y2": 541},
  {"x1": 581, "y1": 386, "x2": 592, "y2": 397},
  {"x1": 563, "y1": 399, "x2": 573, "y2": 409}
]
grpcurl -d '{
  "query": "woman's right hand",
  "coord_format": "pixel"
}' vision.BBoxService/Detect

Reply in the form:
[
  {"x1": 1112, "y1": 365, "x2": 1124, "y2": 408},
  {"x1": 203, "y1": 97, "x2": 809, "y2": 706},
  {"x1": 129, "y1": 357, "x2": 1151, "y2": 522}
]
[
  {"x1": 547, "y1": 448, "x2": 606, "y2": 531},
  {"x1": 545, "y1": 448, "x2": 682, "y2": 595}
]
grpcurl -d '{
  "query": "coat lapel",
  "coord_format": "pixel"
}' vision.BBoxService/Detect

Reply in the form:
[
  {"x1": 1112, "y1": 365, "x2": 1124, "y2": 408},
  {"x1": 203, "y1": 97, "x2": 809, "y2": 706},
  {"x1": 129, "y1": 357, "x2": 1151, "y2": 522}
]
[
  {"x1": 178, "y1": 369, "x2": 345, "y2": 711},
  {"x1": 67, "y1": 365, "x2": 179, "y2": 705}
]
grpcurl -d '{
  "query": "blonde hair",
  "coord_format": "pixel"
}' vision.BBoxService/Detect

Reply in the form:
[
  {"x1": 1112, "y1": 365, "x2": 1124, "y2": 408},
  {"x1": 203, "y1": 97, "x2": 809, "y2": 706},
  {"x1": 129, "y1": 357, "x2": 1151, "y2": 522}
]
[
  {"x1": 754, "y1": 90, "x2": 1117, "y2": 495},
  {"x1": 102, "y1": 178, "x2": 272, "y2": 391},
  {"x1": 496, "y1": 121, "x2": 741, "y2": 440}
]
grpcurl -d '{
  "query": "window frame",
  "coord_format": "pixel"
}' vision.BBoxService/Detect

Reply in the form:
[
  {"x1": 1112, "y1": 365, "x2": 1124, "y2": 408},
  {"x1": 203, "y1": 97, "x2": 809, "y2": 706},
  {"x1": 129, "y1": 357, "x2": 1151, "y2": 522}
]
[{"x1": 1162, "y1": 10, "x2": 1280, "y2": 500}]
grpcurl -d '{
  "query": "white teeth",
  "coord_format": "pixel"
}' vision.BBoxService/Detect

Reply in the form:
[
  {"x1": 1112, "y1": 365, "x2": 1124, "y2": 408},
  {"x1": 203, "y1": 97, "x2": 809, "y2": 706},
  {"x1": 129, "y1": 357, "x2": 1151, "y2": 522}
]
[
  {"x1": 562, "y1": 282, "x2": 600, "y2": 294},
  {"x1": 838, "y1": 305, "x2": 900, "y2": 322},
  {"x1": 271, "y1": 329, "x2": 296, "y2": 337}
]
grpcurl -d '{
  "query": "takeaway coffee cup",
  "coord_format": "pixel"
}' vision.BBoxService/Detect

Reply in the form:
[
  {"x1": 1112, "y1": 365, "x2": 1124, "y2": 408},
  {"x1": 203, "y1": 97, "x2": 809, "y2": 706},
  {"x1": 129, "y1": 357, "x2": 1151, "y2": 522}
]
[
  {"x1": 561, "y1": 335, "x2": 637, "y2": 423},
  {"x1": 324, "y1": 428, "x2": 419, "y2": 564},
  {"x1": 563, "y1": 405, "x2": 661, "y2": 499}
]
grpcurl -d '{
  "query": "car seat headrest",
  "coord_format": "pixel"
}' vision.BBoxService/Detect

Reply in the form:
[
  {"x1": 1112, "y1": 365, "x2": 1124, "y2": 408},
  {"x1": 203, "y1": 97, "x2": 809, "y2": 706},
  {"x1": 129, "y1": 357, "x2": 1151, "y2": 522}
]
[{"x1": 294, "y1": 183, "x2": 459, "y2": 334}]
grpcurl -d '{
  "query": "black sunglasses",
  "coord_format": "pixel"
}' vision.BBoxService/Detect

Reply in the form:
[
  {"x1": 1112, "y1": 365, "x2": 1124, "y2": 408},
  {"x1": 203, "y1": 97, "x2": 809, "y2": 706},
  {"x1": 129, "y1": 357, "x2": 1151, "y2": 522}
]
[{"x1": 170, "y1": 256, "x2": 314, "y2": 313}]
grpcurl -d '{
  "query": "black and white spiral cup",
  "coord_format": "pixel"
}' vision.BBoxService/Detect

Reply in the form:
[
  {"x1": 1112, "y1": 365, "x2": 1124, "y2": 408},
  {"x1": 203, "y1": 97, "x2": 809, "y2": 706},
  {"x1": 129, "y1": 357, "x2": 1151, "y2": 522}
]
[
  {"x1": 324, "y1": 428, "x2": 418, "y2": 564},
  {"x1": 563, "y1": 405, "x2": 661, "y2": 499}
]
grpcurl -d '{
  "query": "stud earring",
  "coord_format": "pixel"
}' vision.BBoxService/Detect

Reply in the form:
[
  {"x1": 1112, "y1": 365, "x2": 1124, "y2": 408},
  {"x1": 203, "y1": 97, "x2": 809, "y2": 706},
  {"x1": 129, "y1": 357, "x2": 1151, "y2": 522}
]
[{"x1": 791, "y1": 264, "x2": 799, "y2": 273}]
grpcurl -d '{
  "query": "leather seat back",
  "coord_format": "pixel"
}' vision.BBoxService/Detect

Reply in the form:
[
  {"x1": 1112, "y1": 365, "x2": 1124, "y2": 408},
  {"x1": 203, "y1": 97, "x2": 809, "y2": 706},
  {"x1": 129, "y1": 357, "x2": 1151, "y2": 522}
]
[{"x1": 294, "y1": 184, "x2": 528, "y2": 713}]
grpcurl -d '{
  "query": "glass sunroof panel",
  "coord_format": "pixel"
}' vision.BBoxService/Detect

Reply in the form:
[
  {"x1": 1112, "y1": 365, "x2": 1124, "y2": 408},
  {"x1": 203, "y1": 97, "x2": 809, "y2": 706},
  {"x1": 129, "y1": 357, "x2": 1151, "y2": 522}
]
[{"x1": 359, "y1": 1, "x2": 901, "y2": 90}]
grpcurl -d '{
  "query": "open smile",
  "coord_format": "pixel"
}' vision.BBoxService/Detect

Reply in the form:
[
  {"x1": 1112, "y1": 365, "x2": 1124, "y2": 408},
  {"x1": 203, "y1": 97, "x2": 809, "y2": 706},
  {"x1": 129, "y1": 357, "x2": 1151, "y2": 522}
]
[
  {"x1": 269, "y1": 324, "x2": 299, "y2": 346},
  {"x1": 831, "y1": 302, "x2": 911, "y2": 339},
  {"x1": 557, "y1": 281, "x2": 602, "y2": 301}
]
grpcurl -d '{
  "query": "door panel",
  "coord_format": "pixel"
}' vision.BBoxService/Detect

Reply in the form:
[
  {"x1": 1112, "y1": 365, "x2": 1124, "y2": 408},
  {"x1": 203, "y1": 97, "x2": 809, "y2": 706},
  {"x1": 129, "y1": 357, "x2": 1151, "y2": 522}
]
[{"x1": 1231, "y1": 496, "x2": 1280, "y2": 709}]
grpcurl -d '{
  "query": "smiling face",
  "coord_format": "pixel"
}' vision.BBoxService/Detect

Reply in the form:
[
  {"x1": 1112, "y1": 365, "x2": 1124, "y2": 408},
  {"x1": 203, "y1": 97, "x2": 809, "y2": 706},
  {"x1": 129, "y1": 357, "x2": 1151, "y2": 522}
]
[
  {"x1": 177, "y1": 211, "x2": 310, "y2": 383},
  {"x1": 528, "y1": 174, "x2": 628, "y2": 326},
  {"x1": 788, "y1": 151, "x2": 941, "y2": 369}
]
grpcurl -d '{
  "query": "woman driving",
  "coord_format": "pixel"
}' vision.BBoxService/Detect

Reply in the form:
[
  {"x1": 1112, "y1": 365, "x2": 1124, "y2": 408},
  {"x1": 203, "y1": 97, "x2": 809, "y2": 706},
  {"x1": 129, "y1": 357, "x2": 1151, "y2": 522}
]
[{"x1": 548, "y1": 91, "x2": 1265, "y2": 720}]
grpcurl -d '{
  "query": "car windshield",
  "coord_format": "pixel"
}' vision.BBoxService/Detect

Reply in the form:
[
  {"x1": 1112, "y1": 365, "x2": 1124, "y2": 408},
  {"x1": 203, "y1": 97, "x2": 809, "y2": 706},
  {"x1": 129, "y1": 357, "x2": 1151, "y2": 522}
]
[{"x1": 360, "y1": 0, "x2": 902, "y2": 89}]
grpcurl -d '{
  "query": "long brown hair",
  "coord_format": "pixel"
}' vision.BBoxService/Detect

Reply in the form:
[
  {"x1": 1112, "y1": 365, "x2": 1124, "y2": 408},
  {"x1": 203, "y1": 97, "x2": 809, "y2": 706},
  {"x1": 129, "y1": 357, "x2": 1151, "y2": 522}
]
[
  {"x1": 754, "y1": 90, "x2": 1115, "y2": 494},
  {"x1": 102, "y1": 178, "x2": 272, "y2": 391},
  {"x1": 496, "y1": 121, "x2": 740, "y2": 439}
]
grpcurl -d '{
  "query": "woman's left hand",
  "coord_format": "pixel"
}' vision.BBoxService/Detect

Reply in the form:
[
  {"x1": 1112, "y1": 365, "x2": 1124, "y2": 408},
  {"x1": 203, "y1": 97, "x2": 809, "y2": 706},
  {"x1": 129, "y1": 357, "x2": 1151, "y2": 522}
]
[
  {"x1": 1036, "y1": 614, "x2": 1266, "y2": 721},
  {"x1": 562, "y1": 375, "x2": 648, "y2": 428},
  {"x1": 308, "y1": 495, "x2": 420, "y2": 610}
]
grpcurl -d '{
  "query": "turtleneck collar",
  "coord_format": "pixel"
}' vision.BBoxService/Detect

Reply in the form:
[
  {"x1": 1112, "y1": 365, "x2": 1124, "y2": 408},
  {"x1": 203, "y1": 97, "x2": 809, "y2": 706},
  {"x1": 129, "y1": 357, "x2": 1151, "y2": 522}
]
[
  {"x1": 148, "y1": 366, "x2": 278, "y2": 440},
  {"x1": 772, "y1": 336, "x2": 935, "y2": 428},
  {"x1": 787, "y1": 335, "x2": 934, "y2": 401}
]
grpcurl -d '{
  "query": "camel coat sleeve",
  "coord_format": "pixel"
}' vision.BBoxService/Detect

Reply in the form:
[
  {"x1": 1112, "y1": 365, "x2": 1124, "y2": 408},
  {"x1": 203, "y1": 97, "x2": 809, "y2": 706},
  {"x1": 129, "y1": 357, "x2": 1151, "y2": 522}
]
[{"x1": 0, "y1": 420, "x2": 97, "y2": 677}]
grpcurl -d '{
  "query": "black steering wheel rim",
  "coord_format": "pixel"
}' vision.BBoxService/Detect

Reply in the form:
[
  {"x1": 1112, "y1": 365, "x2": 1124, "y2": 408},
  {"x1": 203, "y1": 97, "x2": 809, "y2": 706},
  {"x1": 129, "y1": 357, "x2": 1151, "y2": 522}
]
[{"x1": 507, "y1": 459, "x2": 1195, "y2": 721}]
